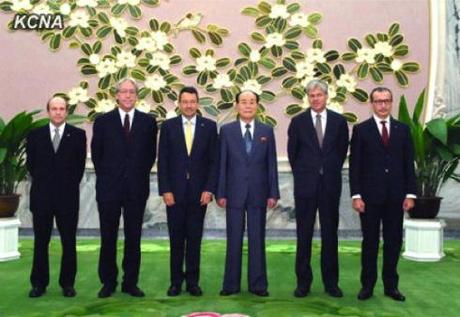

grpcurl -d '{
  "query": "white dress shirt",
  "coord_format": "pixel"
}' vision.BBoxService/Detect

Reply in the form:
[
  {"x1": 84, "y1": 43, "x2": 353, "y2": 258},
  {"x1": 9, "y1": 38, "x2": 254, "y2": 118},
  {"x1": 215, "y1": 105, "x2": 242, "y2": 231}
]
[
  {"x1": 49, "y1": 122, "x2": 66, "y2": 141},
  {"x1": 118, "y1": 107, "x2": 135, "y2": 129},
  {"x1": 311, "y1": 109, "x2": 327, "y2": 135},
  {"x1": 182, "y1": 115, "x2": 197, "y2": 139},
  {"x1": 240, "y1": 119, "x2": 255, "y2": 138},
  {"x1": 373, "y1": 114, "x2": 391, "y2": 137}
]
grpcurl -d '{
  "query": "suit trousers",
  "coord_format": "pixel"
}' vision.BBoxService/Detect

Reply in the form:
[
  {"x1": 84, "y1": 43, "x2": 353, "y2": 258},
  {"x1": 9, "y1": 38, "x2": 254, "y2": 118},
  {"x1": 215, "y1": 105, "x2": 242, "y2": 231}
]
[
  {"x1": 30, "y1": 210, "x2": 78, "y2": 288},
  {"x1": 97, "y1": 193, "x2": 146, "y2": 289},
  {"x1": 359, "y1": 200, "x2": 404, "y2": 291},
  {"x1": 166, "y1": 201, "x2": 206, "y2": 288},
  {"x1": 295, "y1": 175, "x2": 340, "y2": 291},
  {"x1": 223, "y1": 205, "x2": 267, "y2": 292}
]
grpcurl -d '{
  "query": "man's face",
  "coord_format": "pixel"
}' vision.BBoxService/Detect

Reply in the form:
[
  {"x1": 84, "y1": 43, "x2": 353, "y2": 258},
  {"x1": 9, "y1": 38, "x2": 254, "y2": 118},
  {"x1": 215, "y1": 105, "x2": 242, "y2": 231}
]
[
  {"x1": 48, "y1": 98, "x2": 68, "y2": 127},
  {"x1": 116, "y1": 80, "x2": 137, "y2": 112},
  {"x1": 236, "y1": 91, "x2": 258, "y2": 122},
  {"x1": 307, "y1": 87, "x2": 327, "y2": 113},
  {"x1": 371, "y1": 91, "x2": 393, "y2": 119},
  {"x1": 179, "y1": 92, "x2": 199, "y2": 119}
]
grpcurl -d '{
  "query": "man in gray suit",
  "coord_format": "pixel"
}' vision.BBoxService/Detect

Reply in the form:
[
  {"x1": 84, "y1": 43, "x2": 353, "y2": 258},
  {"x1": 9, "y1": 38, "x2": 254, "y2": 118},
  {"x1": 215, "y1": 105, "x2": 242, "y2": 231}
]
[{"x1": 217, "y1": 90, "x2": 280, "y2": 297}]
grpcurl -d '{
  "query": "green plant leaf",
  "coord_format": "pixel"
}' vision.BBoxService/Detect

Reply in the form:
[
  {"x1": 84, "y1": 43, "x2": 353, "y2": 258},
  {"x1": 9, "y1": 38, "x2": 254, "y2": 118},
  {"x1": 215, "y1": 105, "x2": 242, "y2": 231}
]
[
  {"x1": 241, "y1": 6, "x2": 260, "y2": 17},
  {"x1": 284, "y1": 40, "x2": 299, "y2": 50},
  {"x1": 98, "y1": 75, "x2": 111, "y2": 90},
  {"x1": 260, "y1": 57, "x2": 276, "y2": 69},
  {"x1": 388, "y1": 22, "x2": 400, "y2": 37},
  {"x1": 285, "y1": 26, "x2": 302, "y2": 39},
  {"x1": 251, "y1": 32, "x2": 265, "y2": 42},
  {"x1": 131, "y1": 69, "x2": 146, "y2": 81},
  {"x1": 369, "y1": 66, "x2": 383, "y2": 82},
  {"x1": 365, "y1": 34, "x2": 377, "y2": 47},
  {"x1": 282, "y1": 57, "x2": 296, "y2": 72},
  {"x1": 282, "y1": 76, "x2": 298, "y2": 89},
  {"x1": 317, "y1": 63, "x2": 331, "y2": 75},
  {"x1": 160, "y1": 22, "x2": 171, "y2": 33},
  {"x1": 350, "y1": 88, "x2": 368, "y2": 102},
  {"x1": 258, "y1": 1, "x2": 271, "y2": 14},
  {"x1": 97, "y1": 12, "x2": 110, "y2": 24},
  {"x1": 394, "y1": 44, "x2": 409, "y2": 56},
  {"x1": 216, "y1": 57, "x2": 231, "y2": 68},
  {"x1": 149, "y1": 18, "x2": 159, "y2": 31},
  {"x1": 238, "y1": 43, "x2": 251, "y2": 57},
  {"x1": 208, "y1": 31, "x2": 223, "y2": 46},
  {"x1": 333, "y1": 64, "x2": 346, "y2": 79},
  {"x1": 402, "y1": 62, "x2": 420, "y2": 73},
  {"x1": 376, "y1": 62, "x2": 393, "y2": 72},
  {"x1": 62, "y1": 26, "x2": 76, "y2": 39},
  {"x1": 189, "y1": 48, "x2": 201, "y2": 58},
  {"x1": 285, "y1": 104, "x2": 303, "y2": 116},
  {"x1": 49, "y1": 34, "x2": 61, "y2": 50},
  {"x1": 427, "y1": 118, "x2": 448, "y2": 145},
  {"x1": 357, "y1": 63, "x2": 369, "y2": 79},
  {"x1": 341, "y1": 52, "x2": 356, "y2": 61},
  {"x1": 307, "y1": 12, "x2": 322, "y2": 24},
  {"x1": 395, "y1": 70, "x2": 409, "y2": 86},
  {"x1": 81, "y1": 65, "x2": 97, "y2": 75},
  {"x1": 220, "y1": 89, "x2": 233, "y2": 103},
  {"x1": 412, "y1": 89, "x2": 426, "y2": 124},
  {"x1": 389, "y1": 34, "x2": 404, "y2": 47},
  {"x1": 96, "y1": 25, "x2": 112, "y2": 38},
  {"x1": 304, "y1": 25, "x2": 318, "y2": 39},
  {"x1": 272, "y1": 67, "x2": 288, "y2": 77},
  {"x1": 324, "y1": 50, "x2": 339, "y2": 62},
  {"x1": 271, "y1": 45, "x2": 283, "y2": 57},
  {"x1": 312, "y1": 39, "x2": 322, "y2": 49},
  {"x1": 203, "y1": 105, "x2": 219, "y2": 116},
  {"x1": 342, "y1": 112, "x2": 358, "y2": 123},
  {"x1": 260, "y1": 90, "x2": 276, "y2": 102},
  {"x1": 197, "y1": 71, "x2": 208, "y2": 86},
  {"x1": 347, "y1": 38, "x2": 362, "y2": 52},
  {"x1": 256, "y1": 15, "x2": 272, "y2": 27},
  {"x1": 291, "y1": 87, "x2": 306, "y2": 100}
]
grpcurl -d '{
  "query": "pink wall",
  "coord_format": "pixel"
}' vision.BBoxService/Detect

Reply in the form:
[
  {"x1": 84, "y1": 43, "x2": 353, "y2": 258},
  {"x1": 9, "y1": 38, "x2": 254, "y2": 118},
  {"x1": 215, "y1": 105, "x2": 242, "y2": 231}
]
[{"x1": 0, "y1": 0, "x2": 430, "y2": 156}]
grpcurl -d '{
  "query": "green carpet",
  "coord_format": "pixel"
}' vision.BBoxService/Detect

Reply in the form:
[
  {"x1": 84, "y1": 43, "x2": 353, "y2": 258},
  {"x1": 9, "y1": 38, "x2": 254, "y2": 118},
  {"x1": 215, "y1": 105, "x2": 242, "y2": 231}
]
[{"x1": 0, "y1": 239, "x2": 459, "y2": 317}]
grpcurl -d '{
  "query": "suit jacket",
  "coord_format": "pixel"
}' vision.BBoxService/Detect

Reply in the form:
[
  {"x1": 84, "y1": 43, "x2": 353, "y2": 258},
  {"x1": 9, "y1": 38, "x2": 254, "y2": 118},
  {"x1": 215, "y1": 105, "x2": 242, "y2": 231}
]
[
  {"x1": 287, "y1": 109, "x2": 349, "y2": 199},
  {"x1": 26, "y1": 124, "x2": 86, "y2": 213},
  {"x1": 216, "y1": 120, "x2": 280, "y2": 208},
  {"x1": 157, "y1": 115, "x2": 218, "y2": 203},
  {"x1": 91, "y1": 108, "x2": 157, "y2": 203},
  {"x1": 349, "y1": 117, "x2": 416, "y2": 204}
]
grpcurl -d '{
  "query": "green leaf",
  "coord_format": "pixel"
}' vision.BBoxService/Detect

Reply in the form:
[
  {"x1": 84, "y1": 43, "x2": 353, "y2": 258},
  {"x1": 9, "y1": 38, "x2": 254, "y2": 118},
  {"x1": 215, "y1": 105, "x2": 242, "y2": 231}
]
[
  {"x1": 369, "y1": 66, "x2": 383, "y2": 82},
  {"x1": 316, "y1": 63, "x2": 331, "y2": 75},
  {"x1": 333, "y1": 64, "x2": 346, "y2": 79},
  {"x1": 240, "y1": 66, "x2": 251, "y2": 80},
  {"x1": 282, "y1": 57, "x2": 296, "y2": 72},
  {"x1": 257, "y1": 75, "x2": 271, "y2": 84},
  {"x1": 389, "y1": 34, "x2": 404, "y2": 47},
  {"x1": 394, "y1": 44, "x2": 409, "y2": 56},
  {"x1": 235, "y1": 57, "x2": 248, "y2": 67},
  {"x1": 394, "y1": 70, "x2": 409, "y2": 87},
  {"x1": 388, "y1": 22, "x2": 400, "y2": 37},
  {"x1": 81, "y1": 65, "x2": 97, "y2": 75},
  {"x1": 271, "y1": 46, "x2": 283, "y2": 57},
  {"x1": 365, "y1": 34, "x2": 377, "y2": 47},
  {"x1": 304, "y1": 25, "x2": 318, "y2": 39},
  {"x1": 96, "y1": 26, "x2": 112, "y2": 38},
  {"x1": 125, "y1": 27, "x2": 139, "y2": 36},
  {"x1": 92, "y1": 41, "x2": 102, "y2": 54},
  {"x1": 160, "y1": 22, "x2": 171, "y2": 33},
  {"x1": 216, "y1": 58, "x2": 231, "y2": 67},
  {"x1": 260, "y1": 90, "x2": 276, "y2": 102},
  {"x1": 324, "y1": 50, "x2": 339, "y2": 62},
  {"x1": 285, "y1": 26, "x2": 302, "y2": 40},
  {"x1": 111, "y1": 3, "x2": 127, "y2": 15},
  {"x1": 238, "y1": 43, "x2": 251, "y2": 57},
  {"x1": 241, "y1": 6, "x2": 260, "y2": 17},
  {"x1": 208, "y1": 31, "x2": 223, "y2": 46},
  {"x1": 291, "y1": 87, "x2": 306, "y2": 100},
  {"x1": 170, "y1": 55, "x2": 182, "y2": 65},
  {"x1": 189, "y1": 48, "x2": 201, "y2": 58},
  {"x1": 342, "y1": 52, "x2": 357, "y2": 61},
  {"x1": 357, "y1": 63, "x2": 369, "y2": 79},
  {"x1": 427, "y1": 118, "x2": 448, "y2": 145},
  {"x1": 402, "y1": 62, "x2": 420, "y2": 73},
  {"x1": 260, "y1": 57, "x2": 276, "y2": 69},
  {"x1": 284, "y1": 40, "x2": 299, "y2": 50},
  {"x1": 412, "y1": 89, "x2": 426, "y2": 124},
  {"x1": 282, "y1": 76, "x2": 298, "y2": 89},
  {"x1": 142, "y1": 0, "x2": 159, "y2": 6},
  {"x1": 347, "y1": 38, "x2": 362, "y2": 52},
  {"x1": 192, "y1": 30, "x2": 206, "y2": 44},
  {"x1": 62, "y1": 26, "x2": 76, "y2": 39},
  {"x1": 285, "y1": 104, "x2": 303, "y2": 116},
  {"x1": 291, "y1": 51, "x2": 305, "y2": 60},
  {"x1": 49, "y1": 34, "x2": 61, "y2": 50},
  {"x1": 80, "y1": 27, "x2": 93, "y2": 38},
  {"x1": 312, "y1": 39, "x2": 322, "y2": 49},
  {"x1": 131, "y1": 69, "x2": 146, "y2": 81},
  {"x1": 258, "y1": 1, "x2": 272, "y2": 14},
  {"x1": 183, "y1": 65, "x2": 198, "y2": 75},
  {"x1": 152, "y1": 90, "x2": 164, "y2": 103},
  {"x1": 138, "y1": 87, "x2": 151, "y2": 99},
  {"x1": 274, "y1": 17, "x2": 287, "y2": 33},
  {"x1": 287, "y1": 3, "x2": 300, "y2": 13},
  {"x1": 342, "y1": 112, "x2": 358, "y2": 123},
  {"x1": 307, "y1": 12, "x2": 322, "y2": 24},
  {"x1": 199, "y1": 97, "x2": 214, "y2": 106},
  {"x1": 351, "y1": 88, "x2": 368, "y2": 102},
  {"x1": 251, "y1": 32, "x2": 265, "y2": 42},
  {"x1": 220, "y1": 89, "x2": 233, "y2": 103},
  {"x1": 376, "y1": 62, "x2": 393, "y2": 72},
  {"x1": 203, "y1": 105, "x2": 219, "y2": 116},
  {"x1": 149, "y1": 18, "x2": 159, "y2": 31},
  {"x1": 97, "y1": 12, "x2": 110, "y2": 24},
  {"x1": 197, "y1": 71, "x2": 208, "y2": 86},
  {"x1": 98, "y1": 75, "x2": 112, "y2": 90},
  {"x1": 256, "y1": 15, "x2": 272, "y2": 27},
  {"x1": 272, "y1": 67, "x2": 288, "y2": 77}
]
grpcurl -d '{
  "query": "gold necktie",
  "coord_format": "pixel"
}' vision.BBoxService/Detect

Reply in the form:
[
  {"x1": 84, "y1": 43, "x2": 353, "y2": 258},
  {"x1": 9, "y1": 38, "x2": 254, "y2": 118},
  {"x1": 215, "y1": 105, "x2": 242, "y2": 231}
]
[{"x1": 185, "y1": 120, "x2": 193, "y2": 155}]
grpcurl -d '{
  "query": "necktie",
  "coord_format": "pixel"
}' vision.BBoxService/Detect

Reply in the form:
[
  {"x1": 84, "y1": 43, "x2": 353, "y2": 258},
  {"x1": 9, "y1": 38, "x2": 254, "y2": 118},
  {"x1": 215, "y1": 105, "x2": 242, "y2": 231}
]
[
  {"x1": 185, "y1": 120, "x2": 193, "y2": 155},
  {"x1": 244, "y1": 123, "x2": 252, "y2": 155},
  {"x1": 124, "y1": 113, "x2": 130, "y2": 139},
  {"x1": 52, "y1": 128, "x2": 60, "y2": 153},
  {"x1": 315, "y1": 114, "x2": 323, "y2": 148},
  {"x1": 381, "y1": 120, "x2": 389, "y2": 147}
]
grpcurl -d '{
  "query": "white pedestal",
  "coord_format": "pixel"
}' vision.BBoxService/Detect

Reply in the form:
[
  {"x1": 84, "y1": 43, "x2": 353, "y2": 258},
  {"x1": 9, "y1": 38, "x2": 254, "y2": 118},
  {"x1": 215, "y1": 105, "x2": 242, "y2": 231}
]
[
  {"x1": 403, "y1": 218, "x2": 445, "y2": 262},
  {"x1": 0, "y1": 217, "x2": 21, "y2": 261}
]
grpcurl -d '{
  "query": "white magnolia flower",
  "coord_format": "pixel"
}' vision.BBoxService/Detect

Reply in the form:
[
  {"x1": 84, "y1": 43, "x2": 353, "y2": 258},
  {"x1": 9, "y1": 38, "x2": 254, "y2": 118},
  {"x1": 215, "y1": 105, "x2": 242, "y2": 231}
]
[
  {"x1": 249, "y1": 50, "x2": 261, "y2": 63},
  {"x1": 60, "y1": 3, "x2": 71, "y2": 15},
  {"x1": 295, "y1": 60, "x2": 315, "y2": 79},
  {"x1": 306, "y1": 48, "x2": 325, "y2": 64},
  {"x1": 241, "y1": 79, "x2": 262, "y2": 95},
  {"x1": 76, "y1": 0, "x2": 98, "y2": 8},
  {"x1": 136, "y1": 36, "x2": 158, "y2": 52},
  {"x1": 89, "y1": 53, "x2": 100, "y2": 65},
  {"x1": 145, "y1": 74, "x2": 167, "y2": 91},
  {"x1": 336, "y1": 74, "x2": 357, "y2": 92},
  {"x1": 110, "y1": 17, "x2": 128, "y2": 37},
  {"x1": 300, "y1": 76, "x2": 315, "y2": 87},
  {"x1": 136, "y1": 100, "x2": 151, "y2": 113},
  {"x1": 149, "y1": 52, "x2": 171, "y2": 70},
  {"x1": 327, "y1": 101, "x2": 344, "y2": 114},
  {"x1": 301, "y1": 95, "x2": 310, "y2": 109},
  {"x1": 374, "y1": 41, "x2": 394, "y2": 57},
  {"x1": 390, "y1": 59, "x2": 403, "y2": 71},
  {"x1": 166, "y1": 109, "x2": 178, "y2": 119},
  {"x1": 118, "y1": 0, "x2": 141, "y2": 5},
  {"x1": 327, "y1": 84, "x2": 337, "y2": 100},
  {"x1": 95, "y1": 99, "x2": 116, "y2": 113},
  {"x1": 265, "y1": 32, "x2": 285, "y2": 48},
  {"x1": 68, "y1": 87, "x2": 89, "y2": 105},
  {"x1": 269, "y1": 4, "x2": 289, "y2": 19},
  {"x1": 213, "y1": 74, "x2": 233, "y2": 89},
  {"x1": 152, "y1": 31, "x2": 169, "y2": 49},
  {"x1": 11, "y1": 0, "x2": 33, "y2": 12},
  {"x1": 69, "y1": 10, "x2": 90, "y2": 28},
  {"x1": 196, "y1": 55, "x2": 217, "y2": 72},
  {"x1": 32, "y1": 3, "x2": 51, "y2": 14},
  {"x1": 96, "y1": 59, "x2": 118, "y2": 78},
  {"x1": 289, "y1": 12, "x2": 309, "y2": 28},
  {"x1": 116, "y1": 50, "x2": 136, "y2": 68},
  {"x1": 355, "y1": 48, "x2": 376, "y2": 64}
]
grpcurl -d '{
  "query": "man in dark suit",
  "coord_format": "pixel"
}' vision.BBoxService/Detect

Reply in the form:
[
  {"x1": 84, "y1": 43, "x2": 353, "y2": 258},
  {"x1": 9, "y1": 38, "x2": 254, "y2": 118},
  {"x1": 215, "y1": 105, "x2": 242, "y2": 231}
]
[
  {"x1": 26, "y1": 96, "x2": 86, "y2": 298},
  {"x1": 158, "y1": 86, "x2": 218, "y2": 297},
  {"x1": 349, "y1": 87, "x2": 416, "y2": 302},
  {"x1": 217, "y1": 90, "x2": 280, "y2": 297},
  {"x1": 91, "y1": 78, "x2": 157, "y2": 298},
  {"x1": 287, "y1": 79, "x2": 349, "y2": 298}
]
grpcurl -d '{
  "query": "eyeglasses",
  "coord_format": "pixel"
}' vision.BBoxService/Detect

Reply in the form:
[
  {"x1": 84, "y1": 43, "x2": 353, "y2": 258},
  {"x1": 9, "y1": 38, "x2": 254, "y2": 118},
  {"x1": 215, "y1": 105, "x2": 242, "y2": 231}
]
[
  {"x1": 372, "y1": 99, "x2": 392, "y2": 105},
  {"x1": 118, "y1": 89, "x2": 137, "y2": 95},
  {"x1": 180, "y1": 100, "x2": 198, "y2": 105}
]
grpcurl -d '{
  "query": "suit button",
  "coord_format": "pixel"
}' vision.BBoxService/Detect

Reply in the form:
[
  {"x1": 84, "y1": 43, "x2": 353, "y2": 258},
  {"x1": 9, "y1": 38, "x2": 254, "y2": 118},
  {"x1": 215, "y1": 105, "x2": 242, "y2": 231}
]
[{"x1": 385, "y1": 169, "x2": 389, "y2": 173}]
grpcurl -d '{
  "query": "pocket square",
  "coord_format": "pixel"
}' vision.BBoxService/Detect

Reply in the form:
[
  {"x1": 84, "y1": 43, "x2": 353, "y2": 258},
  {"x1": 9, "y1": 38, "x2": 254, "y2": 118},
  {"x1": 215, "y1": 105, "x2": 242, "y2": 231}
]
[{"x1": 260, "y1": 136, "x2": 267, "y2": 143}]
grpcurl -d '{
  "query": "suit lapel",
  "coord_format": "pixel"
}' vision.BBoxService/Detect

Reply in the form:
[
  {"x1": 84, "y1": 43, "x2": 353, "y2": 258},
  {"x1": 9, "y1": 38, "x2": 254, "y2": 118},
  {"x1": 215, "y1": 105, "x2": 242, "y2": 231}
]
[
  {"x1": 233, "y1": 121, "x2": 248, "y2": 159},
  {"x1": 321, "y1": 110, "x2": 334, "y2": 151},
  {"x1": 250, "y1": 121, "x2": 263, "y2": 159},
  {"x1": 190, "y1": 116, "x2": 204, "y2": 157},
  {"x1": 369, "y1": 118, "x2": 386, "y2": 149},
  {"x1": 304, "y1": 110, "x2": 321, "y2": 150},
  {"x1": 41, "y1": 125, "x2": 55, "y2": 154},
  {"x1": 55, "y1": 125, "x2": 70, "y2": 154},
  {"x1": 177, "y1": 115, "x2": 189, "y2": 157}
]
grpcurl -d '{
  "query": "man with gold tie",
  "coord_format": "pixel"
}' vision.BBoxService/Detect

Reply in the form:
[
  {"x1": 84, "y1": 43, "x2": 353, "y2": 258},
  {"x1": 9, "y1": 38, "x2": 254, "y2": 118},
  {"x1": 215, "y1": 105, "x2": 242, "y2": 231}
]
[{"x1": 158, "y1": 86, "x2": 218, "y2": 296}]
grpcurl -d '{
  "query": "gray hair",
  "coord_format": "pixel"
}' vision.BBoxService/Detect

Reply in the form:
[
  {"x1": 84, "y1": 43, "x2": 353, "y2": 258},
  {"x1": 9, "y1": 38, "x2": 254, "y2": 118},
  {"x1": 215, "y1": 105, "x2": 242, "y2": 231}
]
[
  {"x1": 305, "y1": 79, "x2": 328, "y2": 95},
  {"x1": 115, "y1": 78, "x2": 139, "y2": 94}
]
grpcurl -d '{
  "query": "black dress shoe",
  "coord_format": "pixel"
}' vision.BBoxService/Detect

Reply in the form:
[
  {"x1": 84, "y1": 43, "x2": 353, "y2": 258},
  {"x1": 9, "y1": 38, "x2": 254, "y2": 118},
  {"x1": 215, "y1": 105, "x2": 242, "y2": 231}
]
[
  {"x1": 121, "y1": 285, "x2": 145, "y2": 297},
  {"x1": 98, "y1": 285, "x2": 115, "y2": 298},
  {"x1": 29, "y1": 287, "x2": 46, "y2": 298},
  {"x1": 186, "y1": 285, "x2": 203, "y2": 296},
  {"x1": 293, "y1": 287, "x2": 309, "y2": 298},
  {"x1": 325, "y1": 286, "x2": 343, "y2": 298},
  {"x1": 357, "y1": 288, "x2": 373, "y2": 300},
  {"x1": 167, "y1": 285, "x2": 181, "y2": 296},
  {"x1": 384, "y1": 288, "x2": 406, "y2": 302},
  {"x1": 250, "y1": 289, "x2": 269, "y2": 297},
  {"x1": 62, "y1": 286, "x2": 76, "y2": 297},
  {"x1": 219, "y1": 289, "x2": 239, "y2": 296}
]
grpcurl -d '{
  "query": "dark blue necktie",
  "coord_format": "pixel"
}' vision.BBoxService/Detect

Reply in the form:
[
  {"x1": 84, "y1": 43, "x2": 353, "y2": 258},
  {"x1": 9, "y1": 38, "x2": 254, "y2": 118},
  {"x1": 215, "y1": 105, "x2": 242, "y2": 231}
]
[{"x1": 244, "y1": 123, "x2": 252, "y2": 154}]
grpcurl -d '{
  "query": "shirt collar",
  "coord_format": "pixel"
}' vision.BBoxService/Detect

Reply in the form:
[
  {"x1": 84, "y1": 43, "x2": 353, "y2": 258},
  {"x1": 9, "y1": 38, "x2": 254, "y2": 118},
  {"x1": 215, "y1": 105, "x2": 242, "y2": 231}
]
[
  {"x1": 373, "y1": 114, "x2": 391, "y2": 125},
  {"x1": 49, "y1": 122, "x2": 65, "y2": 133},
  {"x1": 240, "y1": 119, "x2": 255, "y2": 129},
  {"x1": 118, "y1": 107, "x2": 135, "y2": 118},
  {"x1": 182, "y1": 115, "x2": 197, "y2": 125}
]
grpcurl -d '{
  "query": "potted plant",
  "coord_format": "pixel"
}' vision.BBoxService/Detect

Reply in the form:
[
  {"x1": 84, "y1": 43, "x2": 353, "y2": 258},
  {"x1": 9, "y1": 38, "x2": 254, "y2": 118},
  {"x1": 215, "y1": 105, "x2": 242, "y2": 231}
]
[
  {"x1": 398, "y1": 89, "x2": 460, "y2": 218},
  {"x1": 0, "y1": 111, "x2": 48, "y2": 218}
]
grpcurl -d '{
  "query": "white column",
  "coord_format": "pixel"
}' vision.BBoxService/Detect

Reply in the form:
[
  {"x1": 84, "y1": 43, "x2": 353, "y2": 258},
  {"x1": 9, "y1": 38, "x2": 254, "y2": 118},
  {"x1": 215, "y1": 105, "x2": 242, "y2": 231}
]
[
  {"x1": 403, "y1": 218, "x2": 446, "y2": 262},
  {"x1": 0, "y1": 217, "x2": 21, "y2": 261}
]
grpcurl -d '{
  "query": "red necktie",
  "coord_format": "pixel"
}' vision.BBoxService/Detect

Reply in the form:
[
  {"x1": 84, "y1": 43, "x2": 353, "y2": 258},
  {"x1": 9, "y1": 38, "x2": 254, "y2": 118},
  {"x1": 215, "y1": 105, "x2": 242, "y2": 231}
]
[
  {"x1": 381, "y1": 120, "x2": 389, "y2": 147},
  {"x1": 124, "y1": 113, "x2": 130, "y2": 139}
]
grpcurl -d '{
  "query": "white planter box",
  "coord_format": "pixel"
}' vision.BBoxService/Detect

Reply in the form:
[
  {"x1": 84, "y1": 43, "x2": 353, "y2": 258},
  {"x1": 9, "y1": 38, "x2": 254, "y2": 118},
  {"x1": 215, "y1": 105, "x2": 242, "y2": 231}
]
[
  {"x1": 0, "y1": 217, "x2": 21, "y2": 261},
  {"x1": 403, "y1": 218, "x2": 446, "y2": 262}
]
